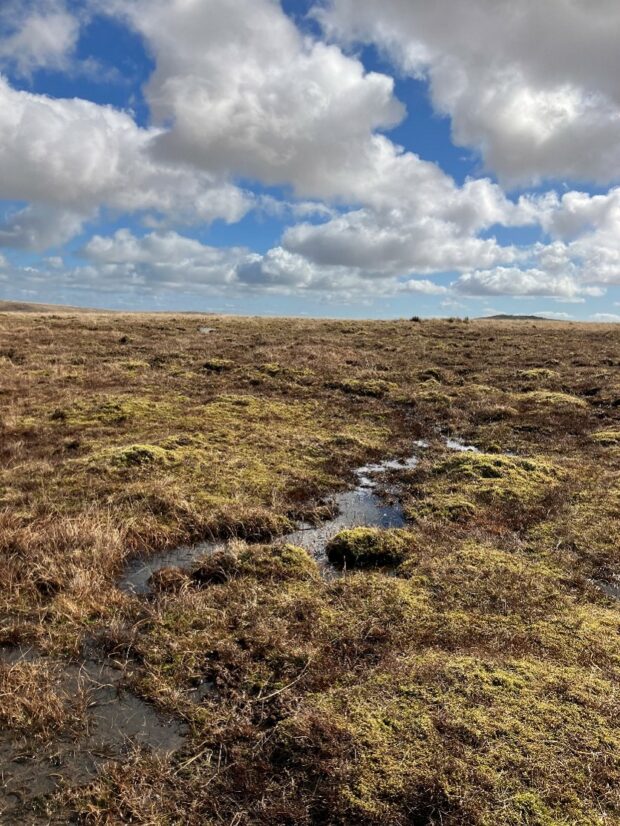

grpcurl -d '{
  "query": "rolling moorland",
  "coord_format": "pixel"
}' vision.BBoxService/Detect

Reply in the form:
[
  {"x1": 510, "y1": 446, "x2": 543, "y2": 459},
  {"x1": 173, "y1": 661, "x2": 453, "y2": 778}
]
[{"x1": 0, "y1": 311, "x2": 619, "y2": 824}]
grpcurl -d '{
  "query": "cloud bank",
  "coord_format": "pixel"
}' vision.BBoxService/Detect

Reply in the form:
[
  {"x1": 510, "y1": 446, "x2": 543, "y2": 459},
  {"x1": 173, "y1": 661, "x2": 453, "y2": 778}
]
[{"x1": 0, "y1": 0, "x2": 619, "y2": 313}]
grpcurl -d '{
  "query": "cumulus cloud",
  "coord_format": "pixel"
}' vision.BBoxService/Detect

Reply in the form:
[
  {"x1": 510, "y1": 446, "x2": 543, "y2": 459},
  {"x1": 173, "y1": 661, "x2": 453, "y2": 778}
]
[
  {"x1": 401, "y1": 279, "x2": 448, "y2": 295},
  {"x1": 0, "y1": 0, "x2": 80, "y2": 77},
  {"x1": 77, "y1": 229, "x2": 452, "y2": 299},
  {"x1": 317, "y1": 0, "x2": 620, "y2": 186},
  {"x1": 0, "y1": 77, "x2": 251, "y2": 249},
  {"x1": 0, "y1": 205, "x2": 88, "y2": 251},
  {"x1": 111, "y1": 0, "x2": 405, "y2": 201},
  {"x1": 82, "y1": 229, "x2": 247, "y2": 289},
  {"x1": 453, "y1": 267, "x2": 604, "y2": 301},
  {"x1": 532, "y1": 312, "x2": 574, "y2": 320}
]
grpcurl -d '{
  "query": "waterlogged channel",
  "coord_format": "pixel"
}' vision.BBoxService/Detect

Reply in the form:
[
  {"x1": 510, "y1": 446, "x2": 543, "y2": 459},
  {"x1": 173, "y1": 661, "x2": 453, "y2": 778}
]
[
  {"x1": 120, "y1": 437, "x2": 478, "y2": 594},
  {"x1": 0, "y1": 647, "x2": 186, "y2": 818}
]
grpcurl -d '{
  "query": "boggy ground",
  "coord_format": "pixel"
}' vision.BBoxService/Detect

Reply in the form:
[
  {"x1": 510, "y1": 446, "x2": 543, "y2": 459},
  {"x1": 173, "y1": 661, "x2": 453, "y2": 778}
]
[{"x1": 0, "y1": 312, "x2": 619, "y2": 824}]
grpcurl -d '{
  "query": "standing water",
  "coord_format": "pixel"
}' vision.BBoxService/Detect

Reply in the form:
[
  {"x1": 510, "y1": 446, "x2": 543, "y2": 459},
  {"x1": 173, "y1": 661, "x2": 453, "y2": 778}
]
[{"x1": 119, "y1": 437, "x2": 477, "y2": 594}]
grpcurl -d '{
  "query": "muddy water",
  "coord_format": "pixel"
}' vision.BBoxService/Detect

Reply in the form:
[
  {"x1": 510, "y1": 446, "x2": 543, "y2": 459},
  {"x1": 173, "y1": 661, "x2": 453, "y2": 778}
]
[
  {"x1": 598, "y1": 579, "x2": 620, "y2": 600},
  {"x1": 0, "y1": 647, "x2": 186, "y2": 817},
  {"x1": 120, "y1": 438, "x2": 482, "y2": 594},
  {"x1": 445, "y1": 437, "x2": 479, "y2": 453}
]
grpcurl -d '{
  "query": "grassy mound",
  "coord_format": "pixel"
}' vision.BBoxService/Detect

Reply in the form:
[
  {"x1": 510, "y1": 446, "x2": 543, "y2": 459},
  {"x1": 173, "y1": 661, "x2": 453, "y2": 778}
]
[
  {"x1": 326, "y1": 527, "x2": 412, "y2": 568},
  {"x1": 192, "y1": 542, "x2": 318, "y2": 585},
  {"x1": 407, "y1": 452, "x2": 561, "y2": 526},
  {"x1": 520, "y1": 390, "x2": 588, "y2": 409}
]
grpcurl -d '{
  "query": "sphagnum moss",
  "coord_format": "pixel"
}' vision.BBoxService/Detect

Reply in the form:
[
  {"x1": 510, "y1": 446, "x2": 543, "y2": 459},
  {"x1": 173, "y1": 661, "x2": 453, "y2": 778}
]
[{"x1": 0, "y1": 312, "x2": 619, "y2": 824}]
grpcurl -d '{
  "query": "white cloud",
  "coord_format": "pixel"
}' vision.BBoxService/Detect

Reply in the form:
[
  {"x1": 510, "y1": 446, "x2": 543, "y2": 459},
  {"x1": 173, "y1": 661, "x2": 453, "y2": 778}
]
[
  {"x1": 83, "y1": 229, "x2": 246, "y2": 289},
  {"x1": 317, "y1": 0, "x2": 620, "y2": 186},
  {"x1": 532, "y1": 311, "x2": 573, "y2": 321},
  {"x1": 401, "y1": 279, "x2": 448, "y2": 295},
  {"x1": 0, "y1": 0, "x2": 80, "y2": 77},
  {"x1": 282, "y1": 206, "x2": 521, "y2": 276},
  {"x1": 590, "y1": 313, "x2": 620, "y2": 323},
  {"x1": 0, "y1": 77, "x2": 251, "y2": 249},
  {"x1": 111, "y1": 0, "x2": 405, "y2": 201},
  {"x1": 453, "y1": 267, "x2": 604, "y2": 301},
  {"x1": 0, "y1": 205, "x2": 88, "y2": 250}
]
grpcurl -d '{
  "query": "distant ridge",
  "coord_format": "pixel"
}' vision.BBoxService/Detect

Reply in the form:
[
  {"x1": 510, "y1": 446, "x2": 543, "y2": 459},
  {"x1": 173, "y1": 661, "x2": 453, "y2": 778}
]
[
  {"x1": 481, "y1": 314, "x2": 554, "y2": 321},
  {"x1": 0, "y1": 300, "x2": 104, "y2": 313}
]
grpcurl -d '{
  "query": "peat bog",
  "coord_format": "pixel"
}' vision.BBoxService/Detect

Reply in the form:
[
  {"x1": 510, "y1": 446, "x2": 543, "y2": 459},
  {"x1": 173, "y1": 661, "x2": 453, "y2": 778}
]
[{"x1": 0, "y1": 312, "x2": 619, "y2": 824}]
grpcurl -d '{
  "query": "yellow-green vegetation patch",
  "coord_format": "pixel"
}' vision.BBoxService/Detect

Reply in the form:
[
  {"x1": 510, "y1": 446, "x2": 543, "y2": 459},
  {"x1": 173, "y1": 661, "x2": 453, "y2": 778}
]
[
  {"x1": 258, "y1": 362, "x2": 283, "y2": 376},
  {"x1": 282, "y1": 653, "x2": 620, "y2": 824},
  {"x1": 192, "y1": 542, "x2": 318, "y2": 585},
  {"x1": 519, "y1": 390, "x2": 588, "y2": 409},
  {"x1": 529, "y1": 469, "x2": 620, "y2": 579},
  {"x1": 51, "y1": 395, "x2": 184, "y2": 427},
  {"x1": 89, "y1": 443, "x2": 175, "y2": 469},
  {"x1": 407, "y1": 452, "x2": 561, "y2": 525},
  {"x1": 518, "y1": 367, "x2": 560, "y2": 381},
  {"x1": 415, "y1": 388, "x2": 452, "y2": 407},
  {"x1": 202, "y1": 357, "x2": 234, "y2": 372},
  {"x1": 326, "y1": 527, "x2": 413, "y2": 568},
  {"x1": 590, "y1": 430, "x2": 620, "y2": 446},
  {"x1": 399, "y1": 541, "x2": 567, "y2": 621},
  {"x1": 120, "y1": 359, "x2": 151, "y2": 371}
]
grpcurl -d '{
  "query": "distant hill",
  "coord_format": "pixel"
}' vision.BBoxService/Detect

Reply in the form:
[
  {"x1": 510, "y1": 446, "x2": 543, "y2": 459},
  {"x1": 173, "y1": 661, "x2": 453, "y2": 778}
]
[
  {"x1": 0, "y1": 300, "x2": 105, "y2": 313},
  {"x1": 481, "y1": 314, "x2": 554, "y2": 321}
]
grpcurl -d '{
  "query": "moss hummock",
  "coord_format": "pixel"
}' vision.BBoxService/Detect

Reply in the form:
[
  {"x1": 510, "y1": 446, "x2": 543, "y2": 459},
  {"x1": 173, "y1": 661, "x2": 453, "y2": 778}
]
[
  {"x1": 406, "y1": 452, "x2": 561, "y2": 526},
  {"x1": 326, "y1": 527, "x2": 412, "y2": 568}
]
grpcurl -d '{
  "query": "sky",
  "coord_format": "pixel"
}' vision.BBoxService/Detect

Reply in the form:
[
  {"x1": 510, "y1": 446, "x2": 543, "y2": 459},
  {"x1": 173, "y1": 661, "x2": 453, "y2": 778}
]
[{"x1": 1, "y1": 0, "x2": 620, "y2": 320}]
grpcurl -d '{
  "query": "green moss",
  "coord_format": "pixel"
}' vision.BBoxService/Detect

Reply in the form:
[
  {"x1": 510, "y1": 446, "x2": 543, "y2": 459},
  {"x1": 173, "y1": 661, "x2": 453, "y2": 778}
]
[
  {"x1": 190, "y1": 542, "x2": 318, "y2": 587},
  {"x1": 95, "y1": 443, "x2": 174, "y2": 468},
  {"x1": 56, "y1": 396, "x2": 182, "y2": 426},
  {"x1": 518, "y1": 368, "x2": 560, "y2": 382},
  {"x1": 238, "y1": 543, "x2": 318, "y2": 581},
  {"x1": 326, "y1": 528, "x2": 412, "y2": 568},
  {"x1": 285, "y1": 653, "x2": 620, "y2": 824},
  {"x1": 407, "y1": 452, "x2": 560, "y2": 525},
  {"x1": 590, "y1": 430, "x2": 620, "y2": 446},
  {"x1": 409, "y1": 492, "x2": 478, "y2": 522},
  {"x1": 258, "y1": 362, "x2": 283, "y2": 376},
  {"x1": 120, "y1": 359, "x2": 150, "y2": 371},
  {"x1": 520, "y1": 390, "x2": 588, "y2": 409}
]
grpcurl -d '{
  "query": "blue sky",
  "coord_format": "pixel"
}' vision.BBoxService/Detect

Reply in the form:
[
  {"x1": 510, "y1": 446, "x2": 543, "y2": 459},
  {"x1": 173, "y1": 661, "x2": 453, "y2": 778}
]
[{"x1": 0, "y1": 0, "x2": 619, "y2": 320}]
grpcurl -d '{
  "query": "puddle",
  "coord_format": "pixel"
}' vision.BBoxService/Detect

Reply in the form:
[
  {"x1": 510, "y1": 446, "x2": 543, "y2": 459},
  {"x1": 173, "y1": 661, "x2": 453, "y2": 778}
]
[
  {"x1": 597, "y1": 579, "x2": 620, "y2": 600},
  {"x1": 121, "y1": 540, "x2": 228, "y2": 595},
  {"x1": 119, "y1": 437, "x2": 480, "y2": 593},
  {"x1": 284, "y1": 456, "x2": 418, "y2": 563},
  {"x1": 0, "y1": 648, "x2": 186, "y2": 817},
  {"x1": 446, "y1": 438, "x2": 479, "y2": 452},
  {"x1": 120, "y1": 451, "x2": 423, "y2": 593}
]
